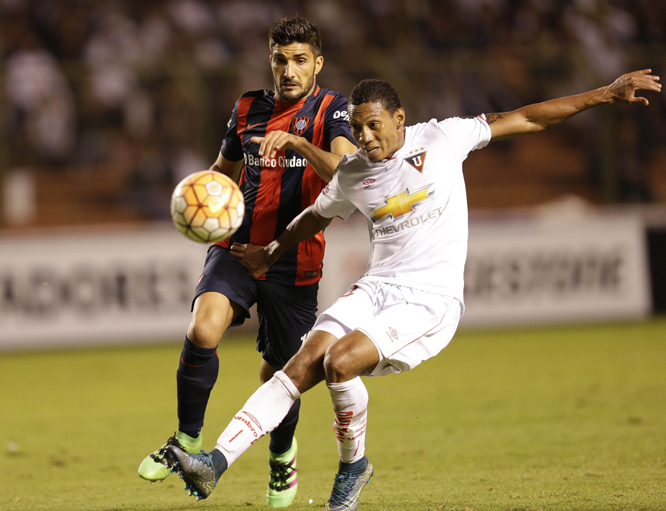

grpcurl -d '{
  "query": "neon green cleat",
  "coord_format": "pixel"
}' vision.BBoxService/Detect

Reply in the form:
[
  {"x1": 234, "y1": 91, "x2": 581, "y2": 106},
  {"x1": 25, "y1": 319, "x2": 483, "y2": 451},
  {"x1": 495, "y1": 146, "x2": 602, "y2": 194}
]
[
  {"x1": 138, "y1": 431, "x2": 202, "y2": 482},
  {"x1": 266, "y1": 437, "x2": 298, "y2": 508}
]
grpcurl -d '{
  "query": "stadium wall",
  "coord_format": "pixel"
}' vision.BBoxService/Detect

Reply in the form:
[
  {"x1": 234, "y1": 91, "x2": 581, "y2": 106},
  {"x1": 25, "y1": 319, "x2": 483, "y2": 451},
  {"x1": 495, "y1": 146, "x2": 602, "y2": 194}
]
[{"x1": 0, "y1": 211, "x2": 653, "y2": 351}]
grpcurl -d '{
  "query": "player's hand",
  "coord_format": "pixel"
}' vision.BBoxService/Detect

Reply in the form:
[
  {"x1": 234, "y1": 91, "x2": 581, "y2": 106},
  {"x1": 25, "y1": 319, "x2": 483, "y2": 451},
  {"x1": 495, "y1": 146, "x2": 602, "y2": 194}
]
[
  {"x1": 230, "y1": 243, "x2": 272, "y2": 279},
  {"x1": 606, "y1": 69, "x2": 661, "y2": 106},
  {"x1": 251, "y1": 131, "x2": 301, "y2": 159}
]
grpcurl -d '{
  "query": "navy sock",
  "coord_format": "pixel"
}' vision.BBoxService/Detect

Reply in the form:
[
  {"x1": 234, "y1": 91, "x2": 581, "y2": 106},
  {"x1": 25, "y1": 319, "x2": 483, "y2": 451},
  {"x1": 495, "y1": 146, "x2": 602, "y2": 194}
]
[
  {"x1": 176, "y1": 337, "x2": 219, "y2": 437},
  {"x1": 269, "y1": 398, "x2": 301, "y2": 454},
  {"x1": 339, "y1": 456, "x2": 368, "y2": 474},
  {"x1": 211, "y1": 449, "x2": 228, "y2": 478}
]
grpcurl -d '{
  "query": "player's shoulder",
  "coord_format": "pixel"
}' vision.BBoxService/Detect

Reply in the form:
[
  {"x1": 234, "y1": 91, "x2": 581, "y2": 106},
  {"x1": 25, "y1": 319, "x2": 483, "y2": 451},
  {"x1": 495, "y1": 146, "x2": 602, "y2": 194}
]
[
  {"x1": 338, "y1": 148, "x2": 368, "y2": 172},
  {"x1": 436, "y1": 115, "x2": 487, "y2": 130},
  {"x1": 314, "y1": 87, "x2": 350, "y2": 112},
  {"x1": 406, "y1": 120, "x2": 435, "y2": 135},
  {"x1": 239, "y1": 89, "x2": 272, "y2": 98},
  {"x1": 317, "y1": 87, "x2": 348, "y2": 100},
  {"x1": 405, "y1": 118, "x2": 485, "y2": 148},
  {"x1": 237, "y1": 89, "x2": 273, "y2": 101},
  {"x1": 430, "y1": 115, "x2": 492, "y2": 152},
  {"x1": 403, "y1": 119, "x2": 448, "y2": 142}
]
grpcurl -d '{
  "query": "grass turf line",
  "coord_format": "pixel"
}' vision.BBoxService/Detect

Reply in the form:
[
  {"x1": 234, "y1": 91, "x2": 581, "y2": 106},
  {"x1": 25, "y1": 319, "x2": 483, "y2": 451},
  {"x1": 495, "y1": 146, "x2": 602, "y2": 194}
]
[{"x1": 0, "y1": 319, "x2": 665, "y2": 510}]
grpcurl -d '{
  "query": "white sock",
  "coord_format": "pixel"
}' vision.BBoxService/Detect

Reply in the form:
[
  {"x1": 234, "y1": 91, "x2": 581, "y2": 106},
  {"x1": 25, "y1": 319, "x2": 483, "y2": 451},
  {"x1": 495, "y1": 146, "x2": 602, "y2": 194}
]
[
  {"x1": 215, "y1": 370, "x2": 300, "y2": 466},
  {"x1": 327, "y1": 376, "x2": 368, "y2": 463}
]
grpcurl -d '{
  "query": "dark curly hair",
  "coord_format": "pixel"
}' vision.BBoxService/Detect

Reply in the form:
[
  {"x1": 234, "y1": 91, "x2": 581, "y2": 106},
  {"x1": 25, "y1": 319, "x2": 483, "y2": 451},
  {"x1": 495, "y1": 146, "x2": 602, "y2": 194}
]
[
  {"x1": 269, "y1": 17, "x2": 321, "y2": 56},
  {"x1": 349, "y1": 79, "x2": 402, "y2": 114}
]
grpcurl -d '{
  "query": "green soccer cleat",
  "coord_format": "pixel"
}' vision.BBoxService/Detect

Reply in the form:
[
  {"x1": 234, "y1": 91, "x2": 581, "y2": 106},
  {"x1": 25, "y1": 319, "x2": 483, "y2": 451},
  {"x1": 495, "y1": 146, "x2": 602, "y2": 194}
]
[
  {"x1": 163, "y1": 445, "x2": 224, "y2": 500},
  {"x1": 324, "y1": 457, "x2": 373, "y2": 511},
  {"x1": 138, "y1": 431, "x2": 202, "y2": 482},
  {"x1": 266, "y1": 438, "x2": 299, "y2": 508}
]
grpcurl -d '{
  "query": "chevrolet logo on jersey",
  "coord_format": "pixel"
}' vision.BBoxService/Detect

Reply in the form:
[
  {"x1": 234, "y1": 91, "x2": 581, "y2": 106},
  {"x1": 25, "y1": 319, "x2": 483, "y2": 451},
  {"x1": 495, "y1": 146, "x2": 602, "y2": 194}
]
[{"x1": 372, "y1": 187, "x2": 432, "y2": 222}]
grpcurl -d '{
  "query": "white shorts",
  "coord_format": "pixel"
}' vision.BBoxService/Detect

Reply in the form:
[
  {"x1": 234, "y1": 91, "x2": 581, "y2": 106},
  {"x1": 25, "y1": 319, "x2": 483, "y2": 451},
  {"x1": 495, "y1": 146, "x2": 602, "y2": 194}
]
[{"x1": 312, "y1": 279, "x2": 462, "y2": 376}]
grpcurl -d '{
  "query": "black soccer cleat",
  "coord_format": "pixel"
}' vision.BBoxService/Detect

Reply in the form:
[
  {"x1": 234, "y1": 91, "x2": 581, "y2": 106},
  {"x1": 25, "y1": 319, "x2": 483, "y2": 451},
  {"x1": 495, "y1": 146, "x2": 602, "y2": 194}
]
[
  {"x1": 325, "y1": 457, "x2": 374, "y2": 511},
  {"x1": 162, "y1": 445, "x2": 224, "y2": 500}
]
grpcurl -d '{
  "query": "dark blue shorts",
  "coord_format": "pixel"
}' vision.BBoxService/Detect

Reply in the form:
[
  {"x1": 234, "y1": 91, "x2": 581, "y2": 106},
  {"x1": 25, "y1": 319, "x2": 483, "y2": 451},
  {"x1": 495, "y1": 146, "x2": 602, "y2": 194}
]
[{"x1": 194, "y1": 245, "x2": 318, "y2": 370}]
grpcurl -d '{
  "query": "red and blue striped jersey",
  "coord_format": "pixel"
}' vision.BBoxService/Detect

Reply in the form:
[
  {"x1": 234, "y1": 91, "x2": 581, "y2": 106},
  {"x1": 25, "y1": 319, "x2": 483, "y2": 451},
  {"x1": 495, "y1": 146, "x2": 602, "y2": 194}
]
[{"x1": 217, "y1": 85, "x2": 355, "y2": 286}]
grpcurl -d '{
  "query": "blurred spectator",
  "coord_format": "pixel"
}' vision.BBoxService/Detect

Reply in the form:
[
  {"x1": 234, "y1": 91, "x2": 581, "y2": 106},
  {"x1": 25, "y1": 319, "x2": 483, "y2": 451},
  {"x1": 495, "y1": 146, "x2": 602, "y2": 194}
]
[
  {"x1": 1, "y1": 0, "x2": 665, "y2": 221},
  {"x1": 5, "y1": 28, "x2": 76, "y2": 165}
]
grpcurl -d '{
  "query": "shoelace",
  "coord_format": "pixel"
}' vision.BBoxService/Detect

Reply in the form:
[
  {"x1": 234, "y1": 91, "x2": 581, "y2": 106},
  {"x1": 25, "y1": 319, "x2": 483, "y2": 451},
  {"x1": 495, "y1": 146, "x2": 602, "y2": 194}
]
[
  {"x1": 152, "y1": 435, "x2": 183, "y2": 462},
  {"x1": 269, "y1": 460, "x2": 296, "y2": 490},
  {"x1": 328, "y1": 471, "x2": 355, "y2": 505}
]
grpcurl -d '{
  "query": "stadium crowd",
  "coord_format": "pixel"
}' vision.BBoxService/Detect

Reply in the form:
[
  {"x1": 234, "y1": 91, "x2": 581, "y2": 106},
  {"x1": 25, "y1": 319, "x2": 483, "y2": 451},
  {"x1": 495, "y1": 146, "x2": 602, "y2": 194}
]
[{"x1": 2, "y1": 0, "x2": 665, "y2": 219}]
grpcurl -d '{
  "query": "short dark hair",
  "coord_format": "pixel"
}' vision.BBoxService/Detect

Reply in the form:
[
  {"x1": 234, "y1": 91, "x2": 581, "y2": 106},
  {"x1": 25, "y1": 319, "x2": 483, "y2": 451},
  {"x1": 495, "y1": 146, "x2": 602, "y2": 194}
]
[
  {"x1": 269, "y1": 17, "x2": 321, "y2": 56},
  {"x1": 349, "y1": 79, "x2": 402, "y2": 115}
]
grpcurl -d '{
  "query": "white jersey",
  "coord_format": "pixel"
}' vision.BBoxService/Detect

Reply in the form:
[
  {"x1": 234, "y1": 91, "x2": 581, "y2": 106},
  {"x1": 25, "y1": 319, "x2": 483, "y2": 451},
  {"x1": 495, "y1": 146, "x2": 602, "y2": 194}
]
[{"x1": 314, "y1": 116, "x2": 491, "y2": 305}]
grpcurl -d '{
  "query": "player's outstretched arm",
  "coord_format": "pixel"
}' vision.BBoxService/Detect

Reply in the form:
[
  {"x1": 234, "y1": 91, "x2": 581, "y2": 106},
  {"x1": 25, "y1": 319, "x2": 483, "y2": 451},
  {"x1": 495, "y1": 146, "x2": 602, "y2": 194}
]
[
  {"x1": 231, "y1": 205, "x2": 333, "y2": 279},
  {"x1": 251, "y1": 133, "x2": 356, "y2": 182},
  {"x1": 488, "y1": 69, "x2": 661, "y2": 141}
]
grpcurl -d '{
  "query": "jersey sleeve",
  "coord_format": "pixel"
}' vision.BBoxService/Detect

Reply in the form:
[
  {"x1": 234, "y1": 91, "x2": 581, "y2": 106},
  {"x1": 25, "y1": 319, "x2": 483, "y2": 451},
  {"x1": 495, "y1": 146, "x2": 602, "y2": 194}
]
[
  {"x1": 220, "y1": 99, "x2": 244, "y2": 161},
  {"x1": 314, "y1": 162, "x2": 357, "y2": 220},
  {"x1": 323, "y1": 93, "x2": 356, "y2": 146},
  {"x1": 436, "y1": 116, "x2": 491, "y2": 160}
]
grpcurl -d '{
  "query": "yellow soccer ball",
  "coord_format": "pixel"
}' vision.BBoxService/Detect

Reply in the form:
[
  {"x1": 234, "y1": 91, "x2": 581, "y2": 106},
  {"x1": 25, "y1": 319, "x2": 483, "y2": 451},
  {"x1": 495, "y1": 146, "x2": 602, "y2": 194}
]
[{"x1": 170, "y1": 170, "x2": 245, "y2": 243}]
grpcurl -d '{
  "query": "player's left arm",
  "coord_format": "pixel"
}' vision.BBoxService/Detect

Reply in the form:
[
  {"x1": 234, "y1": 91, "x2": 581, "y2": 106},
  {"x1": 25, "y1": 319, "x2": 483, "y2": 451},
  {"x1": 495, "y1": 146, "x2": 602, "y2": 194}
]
[
  {"x1": 250, "y1": 133, "x2": 355, "y2": 182},
  {"x1": 487, "y1": 69, "x2": 661, "y2": 142},
  {"x1": 231, "y1": 205, "x2": 333, "y2": 279},
  {"x1": 210, "y1": 152, "x2": 243, "y2": 182}
]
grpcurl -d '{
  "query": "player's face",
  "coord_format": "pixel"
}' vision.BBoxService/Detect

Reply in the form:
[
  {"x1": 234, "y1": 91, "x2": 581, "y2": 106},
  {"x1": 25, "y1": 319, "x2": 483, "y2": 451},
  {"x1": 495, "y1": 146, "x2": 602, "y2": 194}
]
[
  {"x1": 270, "y1": 43, "x2": 323, "y2": 102},
  {"x1": 349, "y1": 101, "x2": 406, "y2": 162}
]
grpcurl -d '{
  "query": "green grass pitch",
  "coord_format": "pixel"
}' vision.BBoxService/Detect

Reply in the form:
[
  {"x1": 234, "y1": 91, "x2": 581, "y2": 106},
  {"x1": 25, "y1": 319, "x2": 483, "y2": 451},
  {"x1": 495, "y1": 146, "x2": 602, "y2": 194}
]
[{"x1": 1, "y1": 319, "x2": 665, "y2": 511}]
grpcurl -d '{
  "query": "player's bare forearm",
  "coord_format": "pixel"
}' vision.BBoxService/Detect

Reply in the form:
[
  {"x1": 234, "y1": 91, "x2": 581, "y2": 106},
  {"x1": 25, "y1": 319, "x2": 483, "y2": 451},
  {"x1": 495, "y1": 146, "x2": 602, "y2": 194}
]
[
  {"x1": 298, "y1": 136, "x2": 357, "y2": 181},
  {"x1": 211, "y1": 153, "x2": 243, "y2": 182},
  {"x1": 230, "y1": 206, "x2": 332, "y2": 279},
  {"x1": 251, "y1": 133, "x2": 355, "y2": 182},
  {"x1": 290, "y1": 137, "x2": 342, "y2": 182},
  {"x1": 489, "y1": 69, "x2": 661, "y2": 141},
  {"x1": 488, "y1": 89, "x2": 606, "y2": 140}
]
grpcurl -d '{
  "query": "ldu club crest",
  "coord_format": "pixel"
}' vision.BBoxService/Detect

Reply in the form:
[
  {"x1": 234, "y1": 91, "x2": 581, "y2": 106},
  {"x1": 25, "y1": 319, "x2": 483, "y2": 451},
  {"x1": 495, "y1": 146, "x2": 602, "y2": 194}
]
[
  {"x1": 404, "y1": 150, "x2": 427, "y2": 172},
  {"x1": 292, "y1": 116, "x2": 312, "y2": 135}
]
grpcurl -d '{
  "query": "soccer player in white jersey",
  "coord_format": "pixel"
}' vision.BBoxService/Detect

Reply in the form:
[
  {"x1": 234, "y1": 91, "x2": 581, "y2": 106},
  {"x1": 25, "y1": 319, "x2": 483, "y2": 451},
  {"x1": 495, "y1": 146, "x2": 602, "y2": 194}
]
[{"x1": 157, "y1": 70, "x2": 661, "y2": 509}]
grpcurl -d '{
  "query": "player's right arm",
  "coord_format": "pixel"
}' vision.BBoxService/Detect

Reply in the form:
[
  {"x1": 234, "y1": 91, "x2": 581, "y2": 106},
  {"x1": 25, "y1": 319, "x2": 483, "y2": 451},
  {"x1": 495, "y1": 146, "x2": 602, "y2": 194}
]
[
  {"x1": 212, "y1": 96, "x2": 246, "y2": 182},
  {"x1": 231, "y1": 205, "x2": 333, "y2": 279},
  {"x1": 487, "y1": 69, "x2": 661, "y2": 141},
  {"x1": 251, "y1": 133, "x2": 355, "y2": 182},
  {"x1": 210, "y1": 153, "x2": 243, "y2": 183}
]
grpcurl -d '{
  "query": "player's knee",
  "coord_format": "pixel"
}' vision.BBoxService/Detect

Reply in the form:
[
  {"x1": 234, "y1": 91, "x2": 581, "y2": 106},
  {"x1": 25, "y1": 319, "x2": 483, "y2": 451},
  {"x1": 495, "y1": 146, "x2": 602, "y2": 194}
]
[
  {"x1": 323, "y1": 343, "x2": 354, "y2": 382},
  {"x1": 187, "y1": 316, "x2": 225, "y2": 348}
]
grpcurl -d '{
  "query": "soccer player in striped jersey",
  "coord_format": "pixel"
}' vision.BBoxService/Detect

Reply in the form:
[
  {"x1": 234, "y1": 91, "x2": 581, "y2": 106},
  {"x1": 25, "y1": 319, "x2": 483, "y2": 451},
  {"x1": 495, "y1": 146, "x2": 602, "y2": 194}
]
[
  {"x1": 157, "y1": 69, "x2": 660, "y2": 509},
  {"x1": 138, "y1": 17, "x2": 357, "y2": 508}
]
